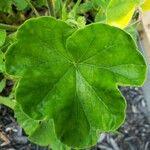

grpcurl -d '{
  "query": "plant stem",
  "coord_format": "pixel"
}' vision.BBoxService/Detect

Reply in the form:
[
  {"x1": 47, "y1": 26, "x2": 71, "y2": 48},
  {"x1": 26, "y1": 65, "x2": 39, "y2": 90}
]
[
  {"x1": 25, "y1": 0, "x2": 40, "y2": 17},
  {"x1": 65, "y1": 0, "x2": 72, "y2": 6},
  {"x1": 72, "y1": 0, "x2": 81, "y2": 18},
  {"x1": 127, "y1": 20, "x2": 140, "y2": 29},
  {"x1": 61, "y1": 0, "x2": 75, "y2": 20},
  {"x1": 47, "y1": 0, "x2": 55, "y2": 17},
  {"x1": 0, "y1": 97, "x2": 16, "y2": 110},
  {"x1": 0, "y1": 23, "x2": 18, "y2": 31}
]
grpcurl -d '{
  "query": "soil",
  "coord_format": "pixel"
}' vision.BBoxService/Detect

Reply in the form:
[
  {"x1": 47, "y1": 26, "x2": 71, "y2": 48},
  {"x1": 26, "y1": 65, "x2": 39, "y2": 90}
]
[{"x1": 0, "y1": 81, "x2": 150, "y2": 150}]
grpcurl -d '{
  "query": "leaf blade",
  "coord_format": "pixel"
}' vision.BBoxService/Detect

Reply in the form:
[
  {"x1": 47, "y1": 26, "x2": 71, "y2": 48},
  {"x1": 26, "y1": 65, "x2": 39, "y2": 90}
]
[
  {"x1": 5, "y1": 17, "x2": 146, "y2": 148},
  {"x1": 106, "y1": 0, "x2": 141, "y2": 28}
]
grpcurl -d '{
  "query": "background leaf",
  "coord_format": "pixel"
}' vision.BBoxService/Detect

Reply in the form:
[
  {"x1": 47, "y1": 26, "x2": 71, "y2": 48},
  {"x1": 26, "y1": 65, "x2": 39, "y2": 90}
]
[
  {"x1": 142, "y1": 0, "x2": 150, "y2": 12},
  {"x1": 14, "y1": 0, "x2": 29, "y2": 10},
  {"x1": 0, "y1": 29, "x2": 6, "y2": 47},
  {"x1": 0, "y1": 0, "x2": 12, "y2": 13},
  {"x1": 106, "y1": 0, "x2": 141, "y2": 28},
  {"x1": 78, "y1": 0, "x2": 110, "y2": 13},
  {"x1": 36, "y1": 0, "x2": 47, "y2": 7}
]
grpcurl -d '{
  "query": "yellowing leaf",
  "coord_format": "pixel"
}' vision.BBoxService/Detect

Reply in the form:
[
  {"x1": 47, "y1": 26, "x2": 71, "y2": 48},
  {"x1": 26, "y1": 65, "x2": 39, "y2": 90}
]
[
  {"x1": 0, "y1": 29, "x2": 6, "y2": 47},
  {"x1": 142, "y1": 0, "x2": 150, "y2": 12},
  {"x1": 108, "y1": 7, "x2": 135, "y2": 28},
  {"x1": 107, "y1": 0, "x2": 140, "y2": 28}
]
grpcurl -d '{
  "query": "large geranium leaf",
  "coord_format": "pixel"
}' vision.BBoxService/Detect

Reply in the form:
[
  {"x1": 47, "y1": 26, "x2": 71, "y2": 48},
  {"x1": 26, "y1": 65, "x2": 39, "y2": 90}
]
[
  {"x1": 0, "y1": 0, "x2": 28, "y2": 13},
  {"x1": 106, "y1": 0, "x2": 141, "y2": 28},
  {"x1": 6, "y1": 17, "x2": 146, "y2": 148}
]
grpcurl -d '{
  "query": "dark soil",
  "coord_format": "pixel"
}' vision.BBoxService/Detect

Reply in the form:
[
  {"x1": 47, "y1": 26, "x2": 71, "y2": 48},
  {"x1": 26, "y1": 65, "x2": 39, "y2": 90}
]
[{"x1": 0, "y1": 86, "x2": 150, "y2": 150}]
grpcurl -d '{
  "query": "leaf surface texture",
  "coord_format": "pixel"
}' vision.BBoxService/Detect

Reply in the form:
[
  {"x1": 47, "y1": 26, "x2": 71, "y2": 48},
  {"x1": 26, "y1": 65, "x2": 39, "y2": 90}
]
[{"x1": 6, "y1": 17, "x2": 146, "y2": 148}]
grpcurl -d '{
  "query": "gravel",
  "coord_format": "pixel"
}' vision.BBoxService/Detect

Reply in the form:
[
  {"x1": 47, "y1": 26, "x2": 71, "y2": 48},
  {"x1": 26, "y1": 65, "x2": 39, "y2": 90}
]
[{"x1": 0, "y1": 87, "x2": 150, "y2": 150}]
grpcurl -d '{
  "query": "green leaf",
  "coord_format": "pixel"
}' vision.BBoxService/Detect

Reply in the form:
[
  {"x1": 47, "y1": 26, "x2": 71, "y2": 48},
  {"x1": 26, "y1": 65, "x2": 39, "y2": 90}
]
[
  {"x1": 95, "y1": 7, "x2": 107, "y2": 22},
  {"x1": 15, "y1": 104, "x2": 70, "y2": 150},
  {"x1": 0, "y1": 51, "x2": 4, "y2": 72},
  {"x1": 35, "y1": 0, "x2": 47, "y2": 7},
  {"x1": 0, "y1": 97, "x2": 16, "y2": 109},
  {"x1": 125, "y1": 22, "x2": 139, "y2": 42},
  {"x1": 95, "y1": 0, "x2": 110, "y2": 22},
  {"x1": 78, "y1": 0, "x2": 110, "y2": 13},
  {"x1": 55, "y1": 0, "x2": 63, "y2": 14},
  {"x1": 106, "y1": 0, "x2": 141, "y2": 28},
  {"x1": 14, "y1": 0, "x2": 28, "y2": 10},
  {"x1": 5, "y1": 17, "x2": 146, "y2": 148},
  {"x1": 142, "y1": 0, "x2": 150, "y2": 11},
  {"x1": 29, "y1": 120, "x2": 70, "y2": 150},
  {"x1": 0, "y1": 79, "x2": 6, "y2": 92},
  {"x1": 0, "y1": 0, "x2": 12, "y2": 13},
  {"x1": 0, "y1": 29, "x2": 6, "y2": 47}
]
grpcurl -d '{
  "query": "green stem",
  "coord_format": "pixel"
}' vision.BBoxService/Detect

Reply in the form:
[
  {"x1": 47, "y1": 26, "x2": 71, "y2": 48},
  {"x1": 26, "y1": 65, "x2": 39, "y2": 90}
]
[
  {"x1": 72, "y1": 0, "x2": 81, "y2": 19},
  {"x1": 25, "y1": 0, "x2": 40, "y2": 16},
  {"x1": 61, "y1": 0, "x2": 72, "y2": 20},
  {"x1": 0, "y1": 23, "x2": 18, "y2": 31},
  {"x1": 47, "y1": 0, "x2": 55, "y2": 17},
  {"x1": 126, "y1": 20, "x2": 140, "y2": 28},
  {"x1": 65, "y1": 0, "x2": 72, "y2": 6},
  {"x1": 0, "y1": 97, "x2": 16, "y2": 110}
]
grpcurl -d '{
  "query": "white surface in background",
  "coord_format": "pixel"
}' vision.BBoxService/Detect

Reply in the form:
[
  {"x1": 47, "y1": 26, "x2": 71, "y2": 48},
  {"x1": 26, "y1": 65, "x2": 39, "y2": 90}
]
[{"x1": 139, "y1": 11, "x2": 150, "y2": 112}]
